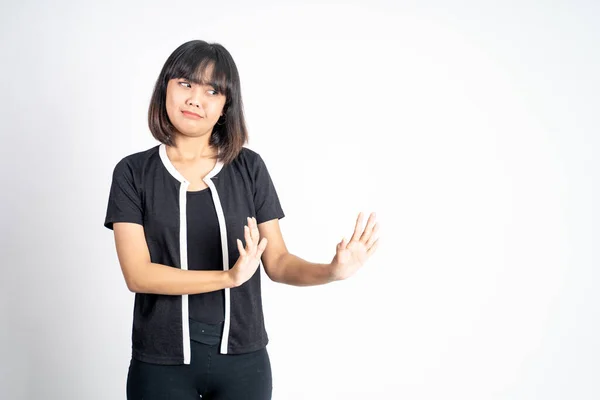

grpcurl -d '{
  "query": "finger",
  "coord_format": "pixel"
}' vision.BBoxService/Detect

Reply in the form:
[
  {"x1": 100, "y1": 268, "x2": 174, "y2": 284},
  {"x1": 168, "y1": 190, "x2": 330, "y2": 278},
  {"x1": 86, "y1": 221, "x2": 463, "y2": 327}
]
[
  {"x1": 248, "y1": 217, "x2": 256, "y2": 231},
  {"x1": 256, "y1": 238, "x2": 268, "y2": 258},
  {"x1": 350, "y1": 212, "x2": 364, "y2": 242},
  {"x1": 367, "y1": 238, "x2": 379, "y2": 256},
  {"x1": 237, "y1": 239, "x2": 247, "y2": 257},
  {"x1": 365, "y1": 222, "x2": 380, "y2": 247},
  {"x1": 339, "y1": 237, "x2": 348, "y2": 251},
  {"x1": 359, "y1": 213, "x2": 377, "y2": 243},
  {"x1": 244, "y1": 225, "x2": 254, "y2": 250},
  {"x1": 246, "y1": 217, "x2": 254, "y2": 243},
  {"x1": 250, "y1": 217, "x2": 260, "y2": 241}
]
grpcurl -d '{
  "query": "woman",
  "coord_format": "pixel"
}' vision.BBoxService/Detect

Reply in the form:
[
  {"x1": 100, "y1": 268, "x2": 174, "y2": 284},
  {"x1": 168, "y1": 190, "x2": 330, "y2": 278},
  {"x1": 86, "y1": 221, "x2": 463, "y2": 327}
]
[{"x1": 104, "y1": 39, "x2": 379, "y2": 400}]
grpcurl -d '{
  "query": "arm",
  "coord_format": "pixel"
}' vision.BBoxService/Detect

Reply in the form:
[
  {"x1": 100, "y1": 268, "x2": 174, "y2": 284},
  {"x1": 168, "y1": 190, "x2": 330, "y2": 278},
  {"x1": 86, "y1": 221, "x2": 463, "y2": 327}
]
[
  {"x1": 249, "y1": 152, "x2": 378, "y2": 284},
  {"x1": 258, "y1": 213, "x2": 379, "y2": 286},
  {"x1": 113, "y1": 222, "x2": 266, "y2": 294},
  {"x1": 257, "y1": 219, "x2": 334, "y2": 286}
]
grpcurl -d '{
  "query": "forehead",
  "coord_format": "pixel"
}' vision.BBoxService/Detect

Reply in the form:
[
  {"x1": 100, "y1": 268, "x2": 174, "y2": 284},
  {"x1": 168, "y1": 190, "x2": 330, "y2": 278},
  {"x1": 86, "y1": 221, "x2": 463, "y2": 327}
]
[
  {"x1": 185, "y1": 65, "x2": 227, "y2": 94},
  {"x1": 189, "y1": 62, "x2": 215, "y2": 83}
]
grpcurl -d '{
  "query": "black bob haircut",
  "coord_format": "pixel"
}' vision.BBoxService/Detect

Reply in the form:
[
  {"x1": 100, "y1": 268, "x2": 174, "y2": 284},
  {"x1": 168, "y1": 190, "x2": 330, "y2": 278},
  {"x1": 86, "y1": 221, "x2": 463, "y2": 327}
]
[{"x1": 148, "y1": 40, "x2": 248, "y2": 164}]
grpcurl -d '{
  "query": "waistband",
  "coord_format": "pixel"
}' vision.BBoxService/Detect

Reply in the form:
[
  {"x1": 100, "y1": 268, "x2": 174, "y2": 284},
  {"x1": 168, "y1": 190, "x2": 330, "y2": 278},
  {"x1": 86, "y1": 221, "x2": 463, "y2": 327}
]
[{"x1": 189, "y1": 318, "x2": 224, "y2": 346}]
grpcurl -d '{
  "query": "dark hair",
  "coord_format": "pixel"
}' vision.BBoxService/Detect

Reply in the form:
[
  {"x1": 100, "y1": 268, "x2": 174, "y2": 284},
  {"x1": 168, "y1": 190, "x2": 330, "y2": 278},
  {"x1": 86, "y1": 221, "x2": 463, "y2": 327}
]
[{"x1": 148, "y1": 40, "x2": 247, "y2": 164}]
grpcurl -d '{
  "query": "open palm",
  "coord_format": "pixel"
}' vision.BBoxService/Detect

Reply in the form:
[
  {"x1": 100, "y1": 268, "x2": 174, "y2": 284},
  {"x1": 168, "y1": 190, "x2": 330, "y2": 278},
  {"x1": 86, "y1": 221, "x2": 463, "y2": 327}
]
[{"x1": 330, "y1": 212, "x2": 379, "y2": 281}]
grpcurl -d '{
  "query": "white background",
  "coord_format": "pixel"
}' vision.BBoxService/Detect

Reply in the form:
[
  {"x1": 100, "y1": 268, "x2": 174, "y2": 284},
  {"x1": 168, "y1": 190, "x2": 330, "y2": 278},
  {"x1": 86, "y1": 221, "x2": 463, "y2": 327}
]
[{"x1": 1, "y1": 1, "x2": 599, "y2": 399}]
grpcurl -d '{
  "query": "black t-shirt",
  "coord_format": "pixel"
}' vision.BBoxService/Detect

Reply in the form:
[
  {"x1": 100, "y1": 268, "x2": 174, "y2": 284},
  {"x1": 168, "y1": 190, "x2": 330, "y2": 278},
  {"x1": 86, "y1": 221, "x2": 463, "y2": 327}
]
[
  {"x1": 187, "y1": 187, "x2": 224, "y2": 324},
  {"x1": 104, "y1": 144, "x2": 284, "y2": 365}
]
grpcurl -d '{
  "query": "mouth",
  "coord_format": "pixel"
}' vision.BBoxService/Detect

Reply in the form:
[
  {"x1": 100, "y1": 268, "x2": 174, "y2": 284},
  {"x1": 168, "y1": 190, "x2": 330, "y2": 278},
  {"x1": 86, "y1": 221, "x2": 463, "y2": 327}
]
[{"x1": 181, "y1": 110, "x2": 203, "y2": 119}]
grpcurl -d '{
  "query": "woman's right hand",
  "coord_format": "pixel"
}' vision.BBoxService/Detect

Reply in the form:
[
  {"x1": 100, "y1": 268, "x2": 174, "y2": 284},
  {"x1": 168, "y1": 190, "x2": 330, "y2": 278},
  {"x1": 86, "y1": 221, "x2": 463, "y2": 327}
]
[{"x1": 228, "y1": 217, "x2": 268, "y2": 287}]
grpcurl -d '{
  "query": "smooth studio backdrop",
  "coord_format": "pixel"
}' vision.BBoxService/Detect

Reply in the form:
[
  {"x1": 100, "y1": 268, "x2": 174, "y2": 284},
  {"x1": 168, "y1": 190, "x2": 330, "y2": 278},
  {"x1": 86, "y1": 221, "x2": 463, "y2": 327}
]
[{"x1": 1, "y1": 1, "x2": 599, "y2": 399}]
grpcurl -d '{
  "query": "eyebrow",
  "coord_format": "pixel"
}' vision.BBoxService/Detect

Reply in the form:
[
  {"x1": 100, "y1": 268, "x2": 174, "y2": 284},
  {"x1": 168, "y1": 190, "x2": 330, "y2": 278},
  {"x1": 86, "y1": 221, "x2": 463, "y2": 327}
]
[{"x1": 181, "y1": 77, "x2": 221, "y2": 89}]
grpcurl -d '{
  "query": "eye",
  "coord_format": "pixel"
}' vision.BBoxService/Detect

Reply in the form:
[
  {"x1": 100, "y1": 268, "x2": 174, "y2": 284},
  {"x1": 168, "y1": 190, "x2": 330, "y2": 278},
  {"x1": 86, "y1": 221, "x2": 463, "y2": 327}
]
[
  {"x1": 178, "y1": 81, "x2": 191, "y2": 88},
  {"x1": 208, "y1": 89, "x2": 219, "y2": 96}
]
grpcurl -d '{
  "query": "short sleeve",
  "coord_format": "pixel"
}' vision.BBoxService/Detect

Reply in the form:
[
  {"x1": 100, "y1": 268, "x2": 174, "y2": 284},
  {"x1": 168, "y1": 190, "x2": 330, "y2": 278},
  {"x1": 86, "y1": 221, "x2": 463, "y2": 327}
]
[
  {"x1": 253, "y1": 154, "x2": 285, "y2": 224},
  {"x1": 104, "y1": 158, "x2": 144, "y2": 230}
]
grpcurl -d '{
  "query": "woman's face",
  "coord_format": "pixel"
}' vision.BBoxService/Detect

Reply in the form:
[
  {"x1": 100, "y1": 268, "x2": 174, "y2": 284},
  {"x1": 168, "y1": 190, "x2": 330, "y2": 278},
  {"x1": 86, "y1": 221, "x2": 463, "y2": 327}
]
[{"x1": 165, "y1": 73, "x2": 227, "y2": 139}]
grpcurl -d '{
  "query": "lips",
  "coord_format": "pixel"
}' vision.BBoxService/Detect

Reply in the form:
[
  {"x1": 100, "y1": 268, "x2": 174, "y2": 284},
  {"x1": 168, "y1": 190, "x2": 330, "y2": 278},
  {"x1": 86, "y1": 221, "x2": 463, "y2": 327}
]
[{"x1": 182, "y1": 110, "x2": 203, "y2": 118}]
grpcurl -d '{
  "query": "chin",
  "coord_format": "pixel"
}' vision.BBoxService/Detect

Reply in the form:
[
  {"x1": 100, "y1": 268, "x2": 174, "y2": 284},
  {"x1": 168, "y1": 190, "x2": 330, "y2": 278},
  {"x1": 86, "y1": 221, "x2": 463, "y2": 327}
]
[{"x1": 174, "y1": 120, "x2": 201, "y2": 132}]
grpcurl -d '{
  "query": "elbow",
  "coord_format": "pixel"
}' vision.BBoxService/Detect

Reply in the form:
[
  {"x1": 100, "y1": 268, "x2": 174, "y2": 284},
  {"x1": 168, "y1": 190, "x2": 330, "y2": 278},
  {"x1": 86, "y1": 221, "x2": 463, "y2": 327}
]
[
  {"x1": 122, "y1": 261, "x2": 152, "y2": 293},
  {"x1": 265, "y1": 270, "x2": 283, "y2": 284},
  {"x1": 262, "y1": 264, "x2": 279, "y2": 283},
  {"x1": 125, "y1": 277, "x2": 141, "y2": 293},
  {"x1": 127, "y1": 283, "x2": 139, "y2": 293},
  {"x1": 124, "y1": 270, "x2": 145, "y2": 293},
  {"x1": 263, "y1": 252, "x2": 288, "y2": 283}
]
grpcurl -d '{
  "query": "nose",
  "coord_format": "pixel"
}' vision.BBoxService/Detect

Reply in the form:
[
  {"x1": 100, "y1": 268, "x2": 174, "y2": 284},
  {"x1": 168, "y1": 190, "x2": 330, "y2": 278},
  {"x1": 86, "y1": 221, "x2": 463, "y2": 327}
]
[
  {"x1": 187, "y1": 98, "x2": 202, "y2": 109},
  {"x1": 186, "y1": 87, "x2": 205, "y2": 109}
]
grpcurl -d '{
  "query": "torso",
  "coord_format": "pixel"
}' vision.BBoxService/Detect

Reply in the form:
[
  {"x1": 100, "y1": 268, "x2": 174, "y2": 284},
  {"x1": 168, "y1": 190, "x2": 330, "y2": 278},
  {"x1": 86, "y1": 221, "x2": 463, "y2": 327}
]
[
  {"x1": 106, "y1": 144, "x2": 283, "y2": 358},
  {"x1": 171, "y1": 158, "x2": 217, "y2": 192}
]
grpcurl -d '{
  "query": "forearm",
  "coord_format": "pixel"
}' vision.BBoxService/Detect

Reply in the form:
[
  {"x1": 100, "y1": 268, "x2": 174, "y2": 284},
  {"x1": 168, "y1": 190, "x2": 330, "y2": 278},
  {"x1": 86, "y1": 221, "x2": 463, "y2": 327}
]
[
  {"x1": 272, "y1": 253, "x2": 335, "y2": 286},
  {"x1": 129, "y1": 262, "x2": 235, "y2": 295}
]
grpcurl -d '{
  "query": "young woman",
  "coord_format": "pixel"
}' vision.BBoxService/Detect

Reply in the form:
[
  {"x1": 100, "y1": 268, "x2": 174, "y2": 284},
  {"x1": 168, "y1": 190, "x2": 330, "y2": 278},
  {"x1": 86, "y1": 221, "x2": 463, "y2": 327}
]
[{"x1": 104, "y1": 39, "x2": 379, "y2": 400}]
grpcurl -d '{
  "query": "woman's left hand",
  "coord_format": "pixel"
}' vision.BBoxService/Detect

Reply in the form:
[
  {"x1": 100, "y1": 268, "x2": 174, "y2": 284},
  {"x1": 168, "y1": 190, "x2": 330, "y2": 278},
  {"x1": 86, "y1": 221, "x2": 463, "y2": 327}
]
[{"x1": 329, "y1": 212, "x2": 380, "y2": 281}]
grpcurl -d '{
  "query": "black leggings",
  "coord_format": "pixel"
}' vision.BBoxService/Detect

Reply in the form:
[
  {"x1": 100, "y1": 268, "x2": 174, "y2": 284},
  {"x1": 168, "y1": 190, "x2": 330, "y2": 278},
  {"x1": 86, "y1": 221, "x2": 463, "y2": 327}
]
[{"x1": 126, "y1": 341, "x2": 272, "y2": 399}]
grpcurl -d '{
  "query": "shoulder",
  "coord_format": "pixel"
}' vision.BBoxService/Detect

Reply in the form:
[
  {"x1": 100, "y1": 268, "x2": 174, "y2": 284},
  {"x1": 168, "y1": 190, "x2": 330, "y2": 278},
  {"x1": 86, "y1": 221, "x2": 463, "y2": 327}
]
[
  {"x1": 235, "y1": 146, "x2": 261, "y2": 163},
  {"x1": 232, "y1": 146, "x2": 272, "y2": 169},
  {"x1": 223, "y1": 146, "x2": 278, "y2": 187},
  {"x1": 112, "y1": 145, "x2": 160, "y2": 176}
]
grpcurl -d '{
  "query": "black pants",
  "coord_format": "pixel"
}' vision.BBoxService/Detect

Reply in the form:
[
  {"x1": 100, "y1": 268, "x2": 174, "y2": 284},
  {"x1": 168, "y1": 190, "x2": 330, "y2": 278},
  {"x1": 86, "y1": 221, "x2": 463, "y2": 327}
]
[{"x1": 126, "y1": 341, "x2": 272, "y2": 399}]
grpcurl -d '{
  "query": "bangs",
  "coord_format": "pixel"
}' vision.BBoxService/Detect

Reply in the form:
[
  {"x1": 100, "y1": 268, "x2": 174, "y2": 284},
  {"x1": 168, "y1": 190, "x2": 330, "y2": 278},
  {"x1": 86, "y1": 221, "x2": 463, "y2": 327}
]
[{"x1": 166, "y1": 50, "x2": 230, "y2": 95}]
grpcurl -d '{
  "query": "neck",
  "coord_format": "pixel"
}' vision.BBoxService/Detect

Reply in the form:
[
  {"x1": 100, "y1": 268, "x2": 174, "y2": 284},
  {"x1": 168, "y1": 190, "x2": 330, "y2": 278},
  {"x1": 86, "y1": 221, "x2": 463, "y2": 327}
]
[{"x1": 167, "y1": 134, "x2": 217, "y2": 162}]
